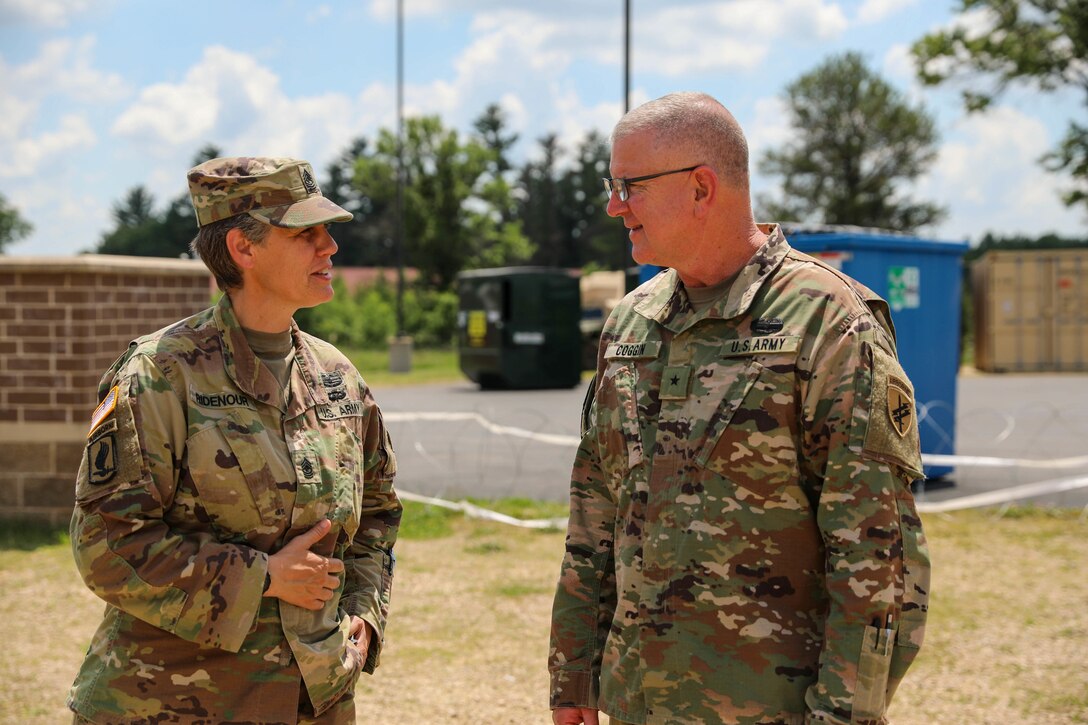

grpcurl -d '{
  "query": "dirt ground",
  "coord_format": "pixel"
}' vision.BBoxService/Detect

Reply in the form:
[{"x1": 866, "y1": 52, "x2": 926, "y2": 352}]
[{"x1": 2, "y1": 507, "x2": 1085, "y2": 724}]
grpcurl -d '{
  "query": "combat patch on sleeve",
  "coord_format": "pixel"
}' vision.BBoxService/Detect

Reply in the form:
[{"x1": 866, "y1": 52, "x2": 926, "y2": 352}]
[
  {"x1": 861, "y1": 344, "x2": 924, "y2": 478},
  {"x1": 86, "y1": 429, "x2": 118, "y2": 484}
]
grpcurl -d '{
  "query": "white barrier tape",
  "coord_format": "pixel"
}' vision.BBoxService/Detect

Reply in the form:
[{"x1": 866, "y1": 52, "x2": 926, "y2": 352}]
[
  {"x1": 398, "y1": 490, "x2": 567, "y2": 530},
  {"x1": 388, "y1": 411, "x2": 1088, "y2": 471},
  {"x1": 922, "y1": 452, "x2": 1088, "y2": 469},
  {"x1": 916, "y1": 474, "x2": 1088, "y2": 513},
  {"x1": 388, "y1": 411, "x2": 1088, "y2": 518},
  {"x1": 384, "y1": 411, "x2": 581, "y2": 446}
]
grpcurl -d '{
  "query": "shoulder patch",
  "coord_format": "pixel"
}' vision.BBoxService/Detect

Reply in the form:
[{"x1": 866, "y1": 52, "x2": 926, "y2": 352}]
[
  {"x1": 861, "y1": 344, "x2": 923, "y2": 478},
  {"x1": 88, "y1": 385, "x2": 119, "y2": 437},
  {"x1": 887, "y1": 375, "x2": 914, "y2": 438},
  {"x1": 86, "y1": 433, "x2": 118, "y2": 484}
]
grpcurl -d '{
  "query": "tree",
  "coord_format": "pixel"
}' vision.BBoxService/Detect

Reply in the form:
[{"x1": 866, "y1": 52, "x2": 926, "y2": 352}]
[
  {"x1": 321, "y1": 137, "x2": 396, "y2": 267},
  {"x1": 517, "y1": 131, "x2": 624, "y2": 269},
  {"x1": 562, "y1": 131, "x2": 622, "y2": 268},
  {"x1": 0, "y1": 193, "x2": 33, "y2": 253},
  {"x1": 913, "y1": 0, "x2": 1088, "y2": 208},
  {"x1": 97, "y1": 144, "x2": 221, "y2": 258},
  {"x1": 473, "y1": 104, "x2": 520, "y2": 226},
  {"x1": 520, "y1": 134, "x2": 568, "y2": 266},
  {"x1": 354, "y1": 115, "x2": 533, "y2": 289},
  {"x1": 757, "y1": 52, "x2": 946, "y2": 232}
]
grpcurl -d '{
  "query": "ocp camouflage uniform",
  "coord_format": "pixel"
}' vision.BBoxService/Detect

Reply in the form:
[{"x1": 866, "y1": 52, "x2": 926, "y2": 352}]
[
  {"x1": 549, "y1": 225, "x2": 929, "y2": 725},
  {"x1": 68, "y1": 294, "x2": 400, "y2": 724}
]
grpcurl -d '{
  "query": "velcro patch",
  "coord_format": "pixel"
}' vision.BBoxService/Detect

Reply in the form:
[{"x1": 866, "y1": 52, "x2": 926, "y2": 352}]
[
  {"x1": 87, "y1": 433, "x2": 118, "y2": 485},
  {"x1": 659, "y1": 365, "x2": 691, "y2": 400},
  {"x1": 862, "y1": 344, "x2": 923, "y2": 478},
  {"x1": 604, "y1": 341, "x2": 661, "y2": 359},
  {"x1": 887, "y1": 376, "x2": 914, "y2": 438},
  {"x1": 317, "y1": 401, "x2": 365, "y2": 420},
  {"x1": 88, "y1": 385, "x2": 119, "y2": 437},
  {"x1": 189, "y1": 387, "x2": 255, "y2": 410},
  {"x1": 721, "y1": 335, "x2": 800, "y2": 357}
]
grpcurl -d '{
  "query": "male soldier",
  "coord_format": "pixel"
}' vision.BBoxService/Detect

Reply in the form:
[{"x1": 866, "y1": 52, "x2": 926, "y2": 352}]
[
  {"x1": 68, "y1": 157, "x2": 401, "y2": 724},
  {"x1": 549, "y1": 93, "x2": 930, "y2": 725}
]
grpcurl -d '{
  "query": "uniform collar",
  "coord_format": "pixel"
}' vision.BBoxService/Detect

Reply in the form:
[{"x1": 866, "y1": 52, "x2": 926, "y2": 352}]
[
  {"x1": 214, "y1": 294, "x2": 326, "y2": 413},
  {"x1": 633, "y1": 224, "x2": 791, "y2": 333}
]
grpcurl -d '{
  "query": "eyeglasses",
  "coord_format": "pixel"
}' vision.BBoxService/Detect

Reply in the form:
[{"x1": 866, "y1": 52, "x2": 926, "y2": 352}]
[{"x1": 602, "y1": 165, "x2": 700, "y2": 202}]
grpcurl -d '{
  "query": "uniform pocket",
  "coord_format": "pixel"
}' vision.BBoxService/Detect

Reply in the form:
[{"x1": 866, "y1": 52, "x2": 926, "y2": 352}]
[
  {"x1": 595, "y1": 363, "x2": 643, "y2": 479},
  {"x1": 185, "y1": 413, "x2": 283, "y2": 535},
  {"x1": 334, "y1": 425, "x2": 363, "y2": 541},
  {"x1": 854, "y1": 624, "x2": 893, "y2": 719},
  {"x1": 887, "y1": 610, "x2": 924, "y2": 700},
  {"x1": 695, "y1": 357, "x2": 765, "y2": 472}
]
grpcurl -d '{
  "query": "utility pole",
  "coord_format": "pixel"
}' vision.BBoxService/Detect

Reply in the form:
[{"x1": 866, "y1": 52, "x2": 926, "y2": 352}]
[
  {"x1": 395, "y1": 0, "x2": 405, "y2": 337},
  {"x1": 390, "y1": 0, "x2": 414, "y2": 372},
  {"x1": 619, "y1": 0, "x2": 632, "y2": 273},
  {"x1": 624, "y1": 0, "x2": 631, "y2": 113}
]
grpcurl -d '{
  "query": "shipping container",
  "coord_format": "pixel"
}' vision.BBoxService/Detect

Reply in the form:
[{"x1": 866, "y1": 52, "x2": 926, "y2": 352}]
[{"x1": 973, "y1": 249, "x2": 1088, "y2": 372}]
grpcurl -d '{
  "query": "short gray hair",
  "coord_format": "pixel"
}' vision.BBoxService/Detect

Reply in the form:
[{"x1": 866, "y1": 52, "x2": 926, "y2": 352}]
[
  {"x1": 190, "y1": 213, "x2": 270, "y2": 291},
  {"x1": 613, "y1": 91, "x2": 750, "y2": 187}
]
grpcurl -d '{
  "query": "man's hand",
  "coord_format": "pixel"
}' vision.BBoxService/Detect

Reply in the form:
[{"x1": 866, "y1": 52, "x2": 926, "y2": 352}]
[
  {"x1": 264, "y1": 519, "x2": 343, "y2": 610},
  {"x1": 553, "y1": 707, "x2": 600, "y2": 725}
]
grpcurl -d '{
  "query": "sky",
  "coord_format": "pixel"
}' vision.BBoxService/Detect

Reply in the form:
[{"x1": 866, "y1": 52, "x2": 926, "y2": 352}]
[{"x1": 1, "y1": 0, "x2": 1084, "y2": 258}]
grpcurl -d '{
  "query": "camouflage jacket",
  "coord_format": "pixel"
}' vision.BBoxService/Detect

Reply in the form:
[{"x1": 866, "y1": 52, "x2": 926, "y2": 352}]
[
  {"x1": 549, "y1": 226, "x2": 930, "y2": 725},
  {"x1": 68, "y1": 294, "x2": 400, "y2": 724}
]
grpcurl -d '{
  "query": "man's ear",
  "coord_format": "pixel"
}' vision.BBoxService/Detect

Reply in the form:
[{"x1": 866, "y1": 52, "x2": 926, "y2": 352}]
[
  {"x1": 226, "y1": 227, "x2": 257, "y2": 271},
  {"x1": 691, "y1": 166, "x2": 717, "y2": 218}
]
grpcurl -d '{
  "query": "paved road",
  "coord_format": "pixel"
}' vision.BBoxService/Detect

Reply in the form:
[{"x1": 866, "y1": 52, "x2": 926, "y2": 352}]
[{"x1": 376, "y1": 372, "x2": 1088, "y2": 509}]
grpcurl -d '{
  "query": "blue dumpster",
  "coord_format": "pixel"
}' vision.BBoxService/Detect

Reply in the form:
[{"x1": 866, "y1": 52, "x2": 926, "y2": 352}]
[{"x1": 786, "y1": 226, "x2": 969, "y2": 479}]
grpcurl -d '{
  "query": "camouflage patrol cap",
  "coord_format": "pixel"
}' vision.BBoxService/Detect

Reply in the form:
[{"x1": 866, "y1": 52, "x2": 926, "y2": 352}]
[{"x1": 187, "y1": 156, "x2": 353, "y2": 228}]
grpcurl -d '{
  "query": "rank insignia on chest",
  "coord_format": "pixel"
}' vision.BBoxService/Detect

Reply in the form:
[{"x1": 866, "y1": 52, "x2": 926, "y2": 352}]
[
  {"x1": 660, "y1": 364, "x2": 692, "y2": 400},
  {"x1": 887, "y1": 376, "x2": 914, "y2": 438}
]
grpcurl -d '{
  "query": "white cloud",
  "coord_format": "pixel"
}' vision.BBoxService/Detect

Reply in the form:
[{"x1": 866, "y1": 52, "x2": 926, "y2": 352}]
[
  {"x1": 0, "y1": 36, "x2": 124, "y2": 178},
  {"x1": 112, "y1": 46, "x2": 351, "y2": 155},
  {"x1": 392, "y1": 0, "x2": 851, "y2": 164},
  {"x1": 3, "y1": 113, "x2": 95, "y2": 177},
  {"x1": 0, "y1": 0, "x2": 93, "y2": 27},
  {"x1": 882, "y1": 43, "x2": 917, "y2": 85},
  {"x1": 923, "y1": 106, "x2": 1084, "y2": 241},
  {"x1": 856, "y1": 0, "x2": 921, "y2": 25},
  {"x1": 9, "y1": 36, "x2": 128, "y2": 103},
  {"x1": 306, "y1": 4, "x2": 332, "y2": 23}
]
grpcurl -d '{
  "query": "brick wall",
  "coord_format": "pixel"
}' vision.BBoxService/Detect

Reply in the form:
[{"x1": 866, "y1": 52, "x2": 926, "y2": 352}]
[{"x1": 0, "y1": 255, "x2": 212, "y2": 522}]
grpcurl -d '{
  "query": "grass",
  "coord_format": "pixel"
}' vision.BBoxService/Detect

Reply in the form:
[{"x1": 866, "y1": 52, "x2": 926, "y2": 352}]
[
  {"x1": 345, "y1": 346, "x2": 465, "y2": 388},
  {"x1": 5, "y1": 506, "x2": 1085, "y2": 724}
]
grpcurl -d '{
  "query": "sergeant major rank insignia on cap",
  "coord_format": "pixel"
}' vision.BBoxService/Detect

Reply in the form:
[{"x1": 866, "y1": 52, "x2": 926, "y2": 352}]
[{"x1": 302, "y1": 167, "x2": 320, "y2": 195}]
